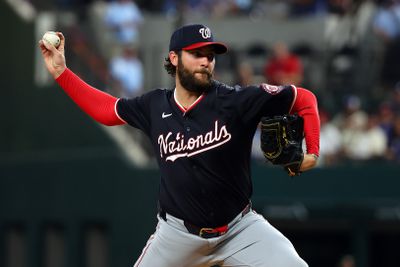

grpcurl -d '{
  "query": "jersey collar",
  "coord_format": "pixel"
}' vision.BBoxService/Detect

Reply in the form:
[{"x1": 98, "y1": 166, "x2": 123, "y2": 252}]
[{"x1": 173, "y1": 89, "x2": 205, "y2": 114}]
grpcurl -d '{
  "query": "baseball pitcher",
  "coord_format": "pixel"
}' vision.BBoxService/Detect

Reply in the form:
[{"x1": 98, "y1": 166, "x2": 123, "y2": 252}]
[{"x1": 39, "y1": 24, "x2": 320, "y2": 267}]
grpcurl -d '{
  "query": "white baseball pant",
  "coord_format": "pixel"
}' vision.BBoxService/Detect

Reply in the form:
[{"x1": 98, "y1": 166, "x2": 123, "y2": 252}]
[{"x1": 133, "y1": 209, "x2": 308, "y2": 267}]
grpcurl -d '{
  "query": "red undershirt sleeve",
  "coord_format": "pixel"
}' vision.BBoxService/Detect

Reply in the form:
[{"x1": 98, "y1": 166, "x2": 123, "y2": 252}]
[
  {"x1": 289, "y1": 87, "x2": 320, "y2": 156},
  {"x1": 55, "y1": 68, "x2": 126, "y2": 126}
]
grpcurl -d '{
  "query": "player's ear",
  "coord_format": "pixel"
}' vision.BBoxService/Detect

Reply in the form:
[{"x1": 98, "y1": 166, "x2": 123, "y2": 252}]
[{"x1": 169, "y1": 51, "x2": 179, "y2": 67}]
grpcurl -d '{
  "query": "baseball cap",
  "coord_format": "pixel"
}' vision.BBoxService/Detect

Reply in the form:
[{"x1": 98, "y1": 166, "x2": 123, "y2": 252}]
[{"x1": 169, "y1": 24, "x2": 228, "y2": 54}]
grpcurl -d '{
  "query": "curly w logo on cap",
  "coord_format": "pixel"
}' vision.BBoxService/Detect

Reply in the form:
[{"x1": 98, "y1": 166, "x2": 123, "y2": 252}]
[
  {"x1": 199, "y1": 27, "x2": 211, "y2": 39},
  {"x1": 168, "y1": 24, "x2": 227, "y2": 54}
]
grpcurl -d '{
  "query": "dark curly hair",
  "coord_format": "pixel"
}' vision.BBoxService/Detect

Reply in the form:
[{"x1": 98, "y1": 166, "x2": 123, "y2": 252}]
[{"x1": 164, "y1": 51, "x2": 181, "y2": 77}]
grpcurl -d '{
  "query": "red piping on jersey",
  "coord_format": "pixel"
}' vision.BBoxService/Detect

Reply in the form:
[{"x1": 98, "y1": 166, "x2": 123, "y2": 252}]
[
  {"x1": 173, "y1": 89, "x2": 205, "y2": 114},
  {"x1": 288, "y1": 85, "x2": 298, "y2": 112},
  {"x1": 290, "y1": 87, "x2": 320, "y2": 156},
  {"x1": 134, "y1": 234, "x2": 155, "y2": 267},
  {"x1": 55, "y1": 68, "x2": 125, "y2": 126},
  {"x1": 114, "y1": 99, "x2": 127, "y2": 124}
]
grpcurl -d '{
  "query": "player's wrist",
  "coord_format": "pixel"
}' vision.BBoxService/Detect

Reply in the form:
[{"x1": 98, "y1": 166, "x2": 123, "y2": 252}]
[
  {"x1": 53, "y1": 65, "x2": 67, "y2": 80},
  {"x1": 300, "y1": 154, "x2": 318, "y2": 171}
]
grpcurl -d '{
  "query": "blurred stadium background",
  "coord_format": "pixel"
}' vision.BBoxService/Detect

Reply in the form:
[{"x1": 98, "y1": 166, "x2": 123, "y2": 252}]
[{"x1": 1, "y1": 0, "x2": 400, "y2": 267}]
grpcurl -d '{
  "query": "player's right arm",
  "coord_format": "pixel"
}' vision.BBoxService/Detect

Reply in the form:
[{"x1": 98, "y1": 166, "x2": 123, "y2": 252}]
[{"x1": 38, "y1": 32, "x2": 125, "y2": 126}]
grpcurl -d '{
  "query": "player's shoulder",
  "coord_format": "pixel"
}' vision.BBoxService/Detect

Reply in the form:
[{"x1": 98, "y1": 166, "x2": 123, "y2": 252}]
[
  {"x1": 211, "y1": 80, "x2": 234, "y2": 93},
  {"x1": 259, "y1": 84, "x2": 294, "y2": 95},
  {"x1": 212, "y1": 80, "x2": 294, "y2": 95},
  {"x1": 212, "y1": 80, "x2": 251, "y2": 95},
  {"x1": 136, "y1": 87, "x2": 173, "y2": 101},
  {"x1": 144, "y1": 87, "x2": 173, "y2": 96},
  {"x1": 118, "y1": 88, "x2": 173, "y2": 107}
]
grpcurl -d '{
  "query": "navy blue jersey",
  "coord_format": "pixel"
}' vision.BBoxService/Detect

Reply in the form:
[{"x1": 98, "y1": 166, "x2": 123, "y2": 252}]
[{"x1": 117, "y1": 81, "x2": 295, "y2": 227}]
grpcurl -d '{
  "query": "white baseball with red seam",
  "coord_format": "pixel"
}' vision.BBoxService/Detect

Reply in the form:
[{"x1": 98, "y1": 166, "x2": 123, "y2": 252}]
[{"x1": 42, "y1": 31, "x2": 60, "y2": 48}]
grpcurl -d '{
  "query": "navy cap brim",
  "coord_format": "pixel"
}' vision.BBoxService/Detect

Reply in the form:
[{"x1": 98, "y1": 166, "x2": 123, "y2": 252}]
[{"x1": 182, "y1": 42, "x2": 228, "y2": 54}]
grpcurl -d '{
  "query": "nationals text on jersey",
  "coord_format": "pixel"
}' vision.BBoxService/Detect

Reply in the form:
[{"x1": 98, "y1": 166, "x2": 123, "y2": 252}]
[{"x1": 158, "y1": 120, "x2": 232, "y2": 162}]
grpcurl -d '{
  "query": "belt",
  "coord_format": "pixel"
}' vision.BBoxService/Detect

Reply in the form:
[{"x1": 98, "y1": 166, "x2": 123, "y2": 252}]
[{"x1": 159, "y1": 202, "x2": 252, "y2": 239}]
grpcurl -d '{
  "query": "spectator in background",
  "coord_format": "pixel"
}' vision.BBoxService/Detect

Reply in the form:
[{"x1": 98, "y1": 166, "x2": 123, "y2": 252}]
[
  {"x1": 334, "y1": 95, "x2": 387, "y2": 160},
  {"x1": 333, "y1": 95, "x2": 368, "y2": 131},
  {"x1": 263, "y1": 41, "x2": 303, "y2": 86},
  {"x1": 318, "y1": 109, "x2": 342, "y2": 166},
  {"x1": 163, "y1": 0, "x2": 208, "y2": 17},
  {"x1": 163, "y1": 0, "x2": 252, "y2": 18},
  {"x1": 253, "y1": 1, "x2": 291, "y2": 19},
  {"x1": 211, "y1": 0, "x2": 253, "y2": 17},
  {"x1": 386, "y1": 115, "x2": 400, "y2": 162},
  {"x1": 377, "y1": 85, "x2": 400, "y2": 141},
  {"x1": 373, "y1": 0, "x2": 400, "y2": 88},
  {"x1": 388, "y1": 83, "x2": 400, "y2": 114},
  {"x1": 378, "y1": 101, "x2": 395, "y2": 140},
  {"x1": 337, "y1": 254, "x2": 356, "y2": 267},
  {"x1": 109, "y1": 46, "x2": 144, "y2": 98},
  {"x1": 323, "y1": 0, "x2": 376, "y2": 103},
  {"x1": 236, "y1": 61, "x2": 255, "y2": 86},
  {"x1": 324, "y1": 0, "x2": 375, "y2": 51},
  {"x1": 341, "y1": 112, "x2": 387, "y2": 161},
  {"x1": 290, "y1": 0, "x2": 327, "y2": 17},
  {"x1": 373, "y1": 0, "x2": 400, "y2": 42},
  {"x1": 361, "y1": 114, "x2": 388, "y2": 159},
  {"x1": 104, "y1": 0, "x2": 143, "y2": 45},
  {"x1": 233, "y1": 0, "x2": 253, "y2": 14},
  {"x1": 163, "y1": 0, "x2": 210, "y2": 17}
]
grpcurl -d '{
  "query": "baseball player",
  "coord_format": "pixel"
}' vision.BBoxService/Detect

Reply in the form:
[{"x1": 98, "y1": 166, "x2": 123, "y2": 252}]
[{"x1": 39, "y1": 24, "x2": 320, "y2": 267}]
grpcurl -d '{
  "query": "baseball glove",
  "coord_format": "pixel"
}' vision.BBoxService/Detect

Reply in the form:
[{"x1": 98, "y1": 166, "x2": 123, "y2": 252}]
[{"x1": 260, "y1": 114, "x2": 304, "y2": 176}]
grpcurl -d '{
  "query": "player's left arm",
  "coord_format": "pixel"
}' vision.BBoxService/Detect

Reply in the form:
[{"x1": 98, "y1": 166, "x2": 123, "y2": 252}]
[{"x1": 289, "y1": 86, "x2": 320, "y2": 172}]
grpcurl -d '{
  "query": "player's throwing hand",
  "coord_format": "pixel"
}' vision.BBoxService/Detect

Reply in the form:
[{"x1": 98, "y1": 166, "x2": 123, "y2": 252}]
[{"x1": 38, "y1": 32, "x2": 66, "y2": 79}]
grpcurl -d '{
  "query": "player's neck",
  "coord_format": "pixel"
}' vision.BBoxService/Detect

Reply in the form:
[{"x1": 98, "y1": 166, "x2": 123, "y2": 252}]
[{"x1": 174, "y1": 85, "x2": 203, "y2": 109}]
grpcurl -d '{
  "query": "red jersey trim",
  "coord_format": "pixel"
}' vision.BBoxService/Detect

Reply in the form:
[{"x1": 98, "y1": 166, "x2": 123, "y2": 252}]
[
  {"x1": 173, "y1": 89, "x2": 205, "y2": 114},
  {"x1": 114, "y1": 98, "x2": 127, "y2": 124},
  {"x1": 288, "y1": 84, "x2": 298, "y2": 113}
]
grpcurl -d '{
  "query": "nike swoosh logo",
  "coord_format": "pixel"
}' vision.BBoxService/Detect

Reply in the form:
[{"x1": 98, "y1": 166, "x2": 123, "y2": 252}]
[{"x1": 162, "y1": 112, "x2": 172, "y2": 119}]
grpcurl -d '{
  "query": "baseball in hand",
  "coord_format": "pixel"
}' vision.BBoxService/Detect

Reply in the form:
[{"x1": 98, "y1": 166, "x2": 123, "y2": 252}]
[{"x1": 42, "y1": 31, "x2": 60, "y2": 48}]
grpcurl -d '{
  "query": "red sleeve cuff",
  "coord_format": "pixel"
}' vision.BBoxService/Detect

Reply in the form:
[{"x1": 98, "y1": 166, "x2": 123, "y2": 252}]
[{"x1": 55, "y1": 67, "x2": 69, "y2": 82}]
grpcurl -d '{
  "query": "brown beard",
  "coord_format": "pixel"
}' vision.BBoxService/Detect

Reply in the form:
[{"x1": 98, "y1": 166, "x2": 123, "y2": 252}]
[{"x1": 177, "y1": 56, "x2": 213, "y2": 94}]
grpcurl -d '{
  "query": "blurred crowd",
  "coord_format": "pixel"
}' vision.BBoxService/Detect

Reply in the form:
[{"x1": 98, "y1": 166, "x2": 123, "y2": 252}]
[
  {"x1": 34, "y1": 0, "x2": 327, "y2": 18},
  {"x1": 28, "y1": 0, "x2": 400, "y2": 166},
  {"x1": 311, "y1": 89, "x2": 400, "y2": 166}
]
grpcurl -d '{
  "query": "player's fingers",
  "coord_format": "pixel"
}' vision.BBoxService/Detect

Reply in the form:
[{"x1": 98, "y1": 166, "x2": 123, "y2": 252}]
[
  {"x1": 57, "y1": 32, "x2": 65, "y2": 51},
  {"x1": 39, "y1": 39, "x2": 50, "y2": 53},
  {"x1": 38, "y1": 40, "x2": 45, "y2": 50},
  {"x1": 38, "y1": 40, "x2": 50, "y2": 54},
  {"x1": 42, "y1": 38, "x2": 58, "y2": 54}
]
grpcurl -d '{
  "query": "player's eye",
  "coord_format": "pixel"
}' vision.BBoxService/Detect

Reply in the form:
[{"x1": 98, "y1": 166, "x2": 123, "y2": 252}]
[
  {"x1": 192, "y1": 51, "x2": 202, "y2": 57},
  {"x1": 206, "y1": 54, "x2": 215, "y2": 61},
  {"x1": 191, "y1": 51, "x2": 214, "y2": 61}
]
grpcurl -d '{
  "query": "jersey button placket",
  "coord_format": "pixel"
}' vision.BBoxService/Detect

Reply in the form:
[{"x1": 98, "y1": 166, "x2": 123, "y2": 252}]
[{"x1": 183, "y1": 115, "x2": 191, "y2": 138}]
